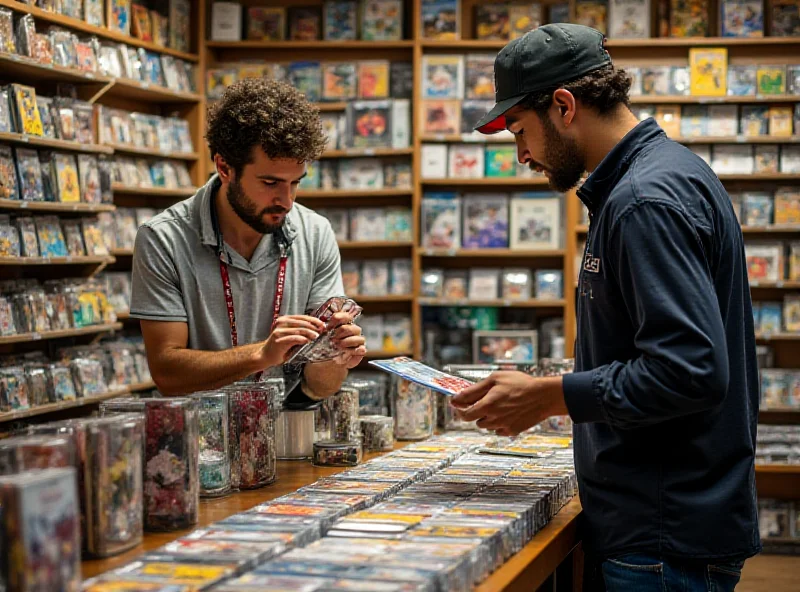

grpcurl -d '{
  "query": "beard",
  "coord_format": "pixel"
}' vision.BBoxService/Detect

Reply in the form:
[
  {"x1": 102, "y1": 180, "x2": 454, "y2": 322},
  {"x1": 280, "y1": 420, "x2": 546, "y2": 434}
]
[
  {"x1": 227, "y1": 178, "x2": 287, "y2": 235},
  {"x1": 533, "y1": 114, "x2": 586, "y2": 193}
]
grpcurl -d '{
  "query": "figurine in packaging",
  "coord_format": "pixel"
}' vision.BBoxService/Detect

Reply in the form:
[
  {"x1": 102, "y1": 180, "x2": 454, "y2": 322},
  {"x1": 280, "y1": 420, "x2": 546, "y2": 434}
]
[
  {"x1": 0, "y1": 434, "x2": 72, "y2": 474},
  {"x1": 108, "y1": 0, "x2": 132, "y2": 35},
  {"x1": 0, "y1": 295, "x2": 16, "y2": 336},
  {"x1": 11, "y1": 84, "x2": 44, "y2": 137},
  {"x1": 193, "y1": 390, "x2": 232, "y2": 498},
  {"x1": 70, "y1": 357, "x2": 109, "y2": 397},
  {"x1": 85, "y1": 415, "x2": 144, "y2": 557},
  {"x1": 0, "y1": 468, "x2": 81, "y2": 592},
  {"x1": 37, "y1": 96, "x2": 57, "y2": 139},
  {"x1": 62, "y1": 219, "x2": 87, "y2": 257},
  {"x1": 48, "y1": 362, "x2": 78, "y2": 401},
  {"x1": 0, "y1": 144, "x2": 18, "y2": 199},
  {"x1": 54, "y1": 153, "x2": 81, "y2": 202},
  {"x1": 0, "y1": 366, "x2": 31, "y2": 411},
  {"x1": 0, "y1": 8, "x2": 15, "y2": 53},
  {"x1": 25, "y1": 364, "x2": 52, "y2": 406},
  {"x1": 392, "y1": 378, "x2": 435, "y2": 441},
  {"x1": 14, "y1": 147, "x2": 45, "y2": 202},
  {"x1": 227, "y1": 383, "x2": 278, "y2": 490},
  {"x1": 78, "y1": 154, "x2": 102, "y2": 204},
  {"x1": 0, "y1": 214, "x2": 20, "y2": 256},
  {"x1": 35, "y1": 215, "x2": 68, "y2": 256}
]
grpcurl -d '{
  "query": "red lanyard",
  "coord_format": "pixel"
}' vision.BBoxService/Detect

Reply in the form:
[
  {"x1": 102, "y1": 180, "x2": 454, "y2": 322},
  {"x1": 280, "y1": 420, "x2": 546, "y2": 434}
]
[{"x1": 218, "y1": 242, "x2": 289, "y2": 379}]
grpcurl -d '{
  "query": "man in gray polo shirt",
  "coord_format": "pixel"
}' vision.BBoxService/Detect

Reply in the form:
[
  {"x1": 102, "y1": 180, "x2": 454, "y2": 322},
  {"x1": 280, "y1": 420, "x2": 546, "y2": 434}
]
[{"x1": 130, "y1": 78, "x2": 366, "y2": 401}]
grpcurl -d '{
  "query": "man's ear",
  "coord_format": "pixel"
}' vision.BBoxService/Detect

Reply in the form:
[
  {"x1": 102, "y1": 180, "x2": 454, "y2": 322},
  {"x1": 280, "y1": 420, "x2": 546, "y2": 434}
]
[
  {"x1": 214, "y1": 154, "x2": 233, "y2": 182},
  {"x1": 552, "y1": 89, "x2": 577, "y2": 127}
]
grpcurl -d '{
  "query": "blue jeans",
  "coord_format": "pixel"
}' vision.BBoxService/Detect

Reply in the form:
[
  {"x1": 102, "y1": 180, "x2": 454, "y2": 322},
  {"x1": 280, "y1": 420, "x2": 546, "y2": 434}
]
[{"x1": 586, "y1": 553, "x2": 745, "y2": 591}]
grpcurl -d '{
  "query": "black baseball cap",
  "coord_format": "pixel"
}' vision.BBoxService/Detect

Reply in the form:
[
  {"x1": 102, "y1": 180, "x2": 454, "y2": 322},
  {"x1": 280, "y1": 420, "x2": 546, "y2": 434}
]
[{"x1": 475, "y1": 24, "x2": 611, "y2": 135}]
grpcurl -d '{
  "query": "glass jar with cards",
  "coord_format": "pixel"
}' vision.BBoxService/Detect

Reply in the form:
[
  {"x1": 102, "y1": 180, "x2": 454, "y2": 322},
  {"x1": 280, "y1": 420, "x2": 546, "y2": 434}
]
[
  {"x1": 391, "y1": 377, "x2": 435, "y2": 441},
  {"x1": 536, "y1": 358, "x2": 575, "y2": 433},
  {"x1": 192, "y1": 390, "x2": 231, "y2": 498}
]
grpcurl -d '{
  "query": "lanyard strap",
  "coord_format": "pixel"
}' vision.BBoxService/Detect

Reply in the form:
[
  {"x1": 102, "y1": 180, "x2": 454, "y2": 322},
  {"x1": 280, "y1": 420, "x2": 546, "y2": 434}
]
[{"x1": 218, "y1": 243, "x2": 289, "y2": 381}]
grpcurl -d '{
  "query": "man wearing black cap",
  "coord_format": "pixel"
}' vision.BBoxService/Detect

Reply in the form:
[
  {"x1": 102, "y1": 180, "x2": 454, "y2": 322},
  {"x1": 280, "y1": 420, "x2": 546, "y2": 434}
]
[{"x1": 452, "y1": 24, "x2": 760, "y2": 591}]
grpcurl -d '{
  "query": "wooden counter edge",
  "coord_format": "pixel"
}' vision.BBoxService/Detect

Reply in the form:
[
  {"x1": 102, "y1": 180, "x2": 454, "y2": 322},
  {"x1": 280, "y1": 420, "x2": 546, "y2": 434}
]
[{"x1": 475, "y1": 498, "x2": 583, "y2": 592}]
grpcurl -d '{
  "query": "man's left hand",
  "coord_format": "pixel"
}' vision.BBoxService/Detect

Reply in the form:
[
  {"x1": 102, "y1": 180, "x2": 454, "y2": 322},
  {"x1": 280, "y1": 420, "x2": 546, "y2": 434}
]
[
  {"x1": 450, "y1": 372, "x2": 568, "y2": 436},
  {"x1": 328, "y1": 312, "x2": 367, "y2": 369}
]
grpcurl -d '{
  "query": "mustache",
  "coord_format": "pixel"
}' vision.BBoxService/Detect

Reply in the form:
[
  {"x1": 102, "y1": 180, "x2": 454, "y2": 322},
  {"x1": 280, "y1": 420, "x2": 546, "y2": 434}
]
[{"x1": 261, "y1": 206, "x2": 289, "y2": 215}]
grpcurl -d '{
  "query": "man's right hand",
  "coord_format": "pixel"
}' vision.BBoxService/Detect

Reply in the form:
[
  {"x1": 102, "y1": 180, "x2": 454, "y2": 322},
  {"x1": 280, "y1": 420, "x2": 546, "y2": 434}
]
[{"x1": 259, "y1": 315, "x2": 326, "y2": 368}]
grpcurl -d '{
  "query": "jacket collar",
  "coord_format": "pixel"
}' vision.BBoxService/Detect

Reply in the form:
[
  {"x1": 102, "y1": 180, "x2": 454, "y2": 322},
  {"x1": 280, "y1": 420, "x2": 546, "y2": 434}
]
[
  {"x1": 197, "y1": 173, "x2": 298, "y2": 250},
  {"x1": 577, "y1": 118, "x2": 666, "y2": 212}
]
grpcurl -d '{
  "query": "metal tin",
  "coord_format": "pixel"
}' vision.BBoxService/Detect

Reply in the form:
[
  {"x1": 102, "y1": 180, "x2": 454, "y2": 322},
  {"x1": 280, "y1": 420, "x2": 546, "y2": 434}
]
[
  {"x1": 312, "y1": 440, "x2": 362, "y2": 467},
  {"x1": 276, "y1": 408, "x2": 316, "y2": 460},
  {"x1": 359, "y1": 415, "x2": 394, "y2": 452}
]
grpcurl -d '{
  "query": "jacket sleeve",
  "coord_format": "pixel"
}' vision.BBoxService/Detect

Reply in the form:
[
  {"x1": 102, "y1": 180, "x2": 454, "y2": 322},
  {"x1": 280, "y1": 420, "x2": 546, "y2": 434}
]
[{"x1": 562, "y1": 201, "x2": 730, "y2": 428}]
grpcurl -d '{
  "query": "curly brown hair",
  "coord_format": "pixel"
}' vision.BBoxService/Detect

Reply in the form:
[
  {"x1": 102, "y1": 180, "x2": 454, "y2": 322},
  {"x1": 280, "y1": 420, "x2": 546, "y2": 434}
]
[
  {"x1": 206, "y1": 77, "x2": 327, "y2": 174},
  {"x1": 517, "y1": 64, "x2": 632, "y2": 117}
]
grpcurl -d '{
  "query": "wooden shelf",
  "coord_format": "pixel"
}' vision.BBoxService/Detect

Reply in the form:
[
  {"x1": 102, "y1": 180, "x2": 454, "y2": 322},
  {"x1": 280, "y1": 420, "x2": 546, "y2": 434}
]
[
  {"x1": 750, "y1": 281, "x2": 800, "y2": 288},
  {"x1": 110, "y1": 249, "x2": 134, "y2": 257},
  {"x1": 321, "y1": 148, "x2": 414, "y2": 159},
  {"x1": 0, "y1": 199, "x2": 115, "y2": 213},
  {"x1": 337, "y1": 241, "x2": 413, "y2": 249},
  {"x1": 421, "y1": 134, "x2": 515, "y2": 144},
  {"x1": 297, "y1": 189, "x2": 413, "y2": 199},
  {"x1": 0, "y1": 322, "x2": 123, "y2": 345},
  {"x1": 742, "y1": 226, "x2": 800, "y2": 233},
  {"x1": 0, "y1": 255, "x2": 114, "y2": 266},
  {"x1": 0, "y1": 132, "x2": 113, "y2": 154},
  {"x1": 0, "y1": 0, "x2": 199, "y2": 62},
  {"x1": 115, "y1": 311, "x2": 130, "y2": 320},
  {"x1": 422, "y1": 37, "x2": 800, "y2": 51},
  {"x1": 677, "y1": 136, "x2": 800, "y2": 144},
  {"x1": 351, "y1": 295, "x2": 414, "y2": 303},
  {"x1": 756, "y1": 333, "x2": 800, "y2": 341},
  {"x1": 0, "y1": 381, "x2": 155, "y2": 423},
  {"x1": 422, "y1": 177, "x2": 549, "y2": 187},
  {"x1": 109, "y1": 79, "x2": 202, "y2": 104},
  {"x1": 419, "y1": 298, "x2": 566, "y2": 308},
  {"x1": 630, "y1": 95, "x2": 800, "y2": 104},
  {"x1": 608, "y1": 36, "x2": 800, "y2": 48},
  {"x1": 315, "y1": 102, "x2": 348, "y2": 112},
  {"x1": 107, "y1": 145, "x2": 200, "y2": 161},
  {"x1": 421, "y1": 248, "x2": 565, "y2": 258},
  {"x1": 718, "y1": 174, "x2": 800, "y2": 181},
  {"x1": 0, "y1": 51, "x2": 110, "y2": 85},
  {"x1": 756, "y1": 464, "x2": 800, "y2": 475},
  {"x1": 207, "y1": 40, "x2": 413, "y2": 50},
  {"x1": 111, "y1": 185, "x2": 197, "y2": 197}
]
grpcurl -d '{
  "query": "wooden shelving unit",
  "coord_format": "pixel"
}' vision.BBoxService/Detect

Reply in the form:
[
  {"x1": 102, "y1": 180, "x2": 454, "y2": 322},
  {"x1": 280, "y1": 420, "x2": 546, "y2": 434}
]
[
  {"x1": 107, "y1": 145, "x2": 200, "y2": 161},
  {"x1": 0, "y1": 256, "x2": 115, "y2": 266},
  {"x1": 111, "y1": 185, "x2": 198, "y2": 198},
  {"x1": 0, "y1": 199, "x2": 115, "y2": 213},
  {"x1": 0, "y1": 323, "x2": 123, "y2": 346},
  {"x1": 297, "y1": 189, "x2": 414, "y2": 199},
  {"x1": 419, "y1": 298, "x2": 566, "y2": 308},
  {"x1": 420, "y1": 248, "x2": 565, "y2": 258},
  {"x1": 0, "y1": 132, "x2": 113, "y2": 154},
  {"x1": 0, "y1": 381, "x2": 155, "y2": 424},
  {"x1": 207, "y1": 40, "x2": 414, "y2": 50}
]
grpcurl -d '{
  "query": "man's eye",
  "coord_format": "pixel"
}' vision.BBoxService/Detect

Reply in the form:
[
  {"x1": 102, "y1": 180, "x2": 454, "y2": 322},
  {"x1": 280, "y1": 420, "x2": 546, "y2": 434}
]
[{"x1": 263, "y1": 181, "x2": 277, "y2": 187}]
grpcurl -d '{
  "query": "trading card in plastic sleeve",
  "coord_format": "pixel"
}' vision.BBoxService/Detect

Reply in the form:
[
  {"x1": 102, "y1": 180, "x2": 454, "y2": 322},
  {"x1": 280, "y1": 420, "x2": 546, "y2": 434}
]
[
  {"x1": 81, "y1": 580, "x2": 194, "y2": 591},
  {"x1": 183, "y1": 527, "x2": 295, "y2": 545},
  {"x1": 215, "y1": 573, "x2": 330, "y2": 592},
  {"x1": 107, "y1": 560, "x2": 238, "y2": 586},
  {"x1": 335, "y1": 470, "x2": 417, "y2": 483},
  {"x1": 259, "y1": 561, "x2": 436, "y2": 589},
  {"x1": 285, "y1": 296, "x2": 363, "y2": 366},
  {"x1": 146, "y1": 537, "x2": 286, "y2": 567},
  {"x1": 250, "y1": 502, "x2": 346, "y2": 518}
]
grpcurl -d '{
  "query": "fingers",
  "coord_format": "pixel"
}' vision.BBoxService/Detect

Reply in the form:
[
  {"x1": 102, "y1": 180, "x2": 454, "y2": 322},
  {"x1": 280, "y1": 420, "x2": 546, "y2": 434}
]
[
  {"x1": 335, "y1": 336, "x2": 366, "y2": 350},
  {"x1": 450, "y1": 375, "x2": 496, "y2": 408},
  {"x1": 273, "y1": 335, "x2": 312, "y2": 347},
  {"x1": 275, "y1": 315, "x2": 326, "y2": 331},
  {"x1": 327, "y1": 311, "x2": 357, "y2": 329},
  {"x1": 272, "y1": 327, "x2": 320, "y2": 341},
  {"x1": 331, "y1": 324, "x2": 362, "y2": 340}
]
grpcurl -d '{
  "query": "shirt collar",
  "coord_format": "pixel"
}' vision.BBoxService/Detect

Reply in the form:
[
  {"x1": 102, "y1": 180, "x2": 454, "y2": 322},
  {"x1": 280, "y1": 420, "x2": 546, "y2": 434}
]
[
  {"x1": 198, "y1": 173, "x2": 299, "y2": 248},
  {"x1": 577, "y1": 118, "x2": 666, "y2": 212}
]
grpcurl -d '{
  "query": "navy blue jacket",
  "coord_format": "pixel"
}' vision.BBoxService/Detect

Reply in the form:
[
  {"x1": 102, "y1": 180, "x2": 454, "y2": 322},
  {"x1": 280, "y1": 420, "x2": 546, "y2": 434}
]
[{"x1": 562, "y1": 118, "x2": 761, "y2": 560}]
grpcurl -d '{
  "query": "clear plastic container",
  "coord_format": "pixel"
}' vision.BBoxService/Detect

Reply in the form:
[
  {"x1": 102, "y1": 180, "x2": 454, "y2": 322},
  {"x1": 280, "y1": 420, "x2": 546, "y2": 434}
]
[
  {"x1": 392, "y1": 378, "x2": 435, "y2": 441},
  {"x1": 84, "y1": 414, "x2": 144, "y2": 557},
  {"x1": 226, "y1": 382, "x2": 279, "y2": 490},
  {"x1": 0, "y1": 434, "x2": 73, "y2": 475},
  {"x1": 536, "y1": 358, "x2": 575, "y2": 433},
  {"x1": 331, "y1": 385, "x2": 360, "y2": 443},
  {"x1": 359, "y1": 415, "x2": 394, "y2": 451},
  {"x1": 193, "y1": 390, "x2": 231, "y2": 498},
  {"x1": 102, "y1": 397, "x2": 199, "y2": 531}
]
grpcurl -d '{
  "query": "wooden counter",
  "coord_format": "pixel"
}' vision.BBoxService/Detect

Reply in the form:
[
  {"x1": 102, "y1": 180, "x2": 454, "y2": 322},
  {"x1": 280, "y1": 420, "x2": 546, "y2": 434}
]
[{"x1": 82, "y1": 451, "x2": 583, "y2": 591}]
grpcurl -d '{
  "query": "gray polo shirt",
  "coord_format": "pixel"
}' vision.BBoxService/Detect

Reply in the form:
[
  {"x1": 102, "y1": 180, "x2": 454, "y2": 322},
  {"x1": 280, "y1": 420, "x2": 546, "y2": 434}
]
[{"x1": 130, "y1": 174, "x2": 344, "y2": 359}]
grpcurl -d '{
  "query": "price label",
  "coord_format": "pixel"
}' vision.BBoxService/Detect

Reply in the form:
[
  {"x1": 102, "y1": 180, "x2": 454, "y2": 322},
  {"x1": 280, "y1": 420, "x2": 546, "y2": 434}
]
[
  {"x1": 19, "y1": 201, "x2": 28, "y2": 208},
  {"x1": 65, "y1": 256, "x2": 73, "y2": 263},
  {"x1": 363, "y1": 148, "x2": 376, "y2": 156},
  {"x1": 31, "y1": 332, "x2": 42, "y2": 341}
]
